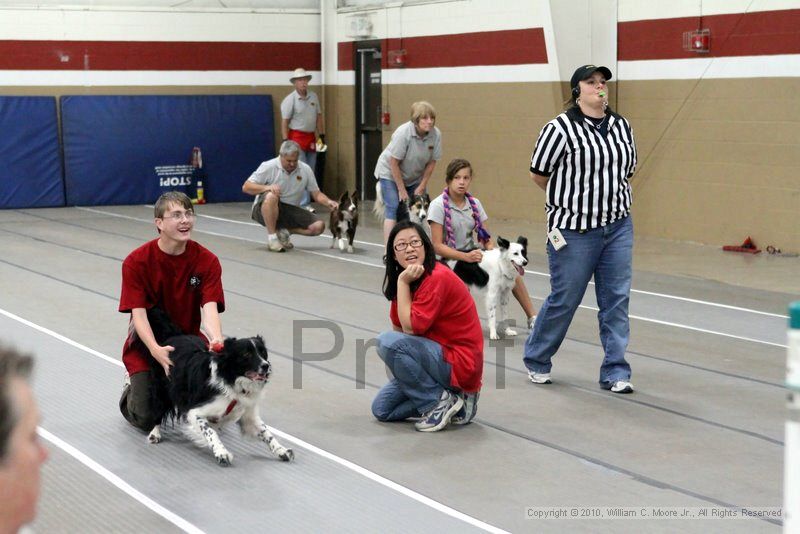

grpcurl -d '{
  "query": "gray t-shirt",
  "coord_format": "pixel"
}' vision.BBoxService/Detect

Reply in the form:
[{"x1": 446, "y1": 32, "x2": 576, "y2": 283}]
[
  {"x1": 246, "y1": 157, "x2": 319, "y2": 207},
  {"x1": 280, "y1": 90, "x2": 321, "y2": 132},
  {"x1": 428, "y1": 193, "x2": 488, "y2": 250},
  {"x1": 373, "y1": 121, "x2": 442, "y2": 186}
]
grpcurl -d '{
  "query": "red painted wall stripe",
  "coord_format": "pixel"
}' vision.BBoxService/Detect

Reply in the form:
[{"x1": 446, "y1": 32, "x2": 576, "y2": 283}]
[
  {"x1": 0, "y1": 40, "x2": 320, "y2": 70},
  {"x1": 619, "y1": 9, "x2": 800, "y2": 60},
  {"x1": 338, "y1": 28, "x2": 546, "y2": 71}
]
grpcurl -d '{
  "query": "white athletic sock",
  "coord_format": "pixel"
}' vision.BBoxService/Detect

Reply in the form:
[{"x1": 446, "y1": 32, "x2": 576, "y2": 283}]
[{"x1": 268, "y1": 233, "x2": 277, "y2": 241}]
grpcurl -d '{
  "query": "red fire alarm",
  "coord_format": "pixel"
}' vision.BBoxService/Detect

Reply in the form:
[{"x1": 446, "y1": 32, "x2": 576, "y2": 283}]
[
  {"x1": 388, "y1": 49, "x2": 407, "y2": 67},
  {"x1": 381, "y1": 112, "x2": 391, "y2": 125},
  {"x1": 683, "y1": 29, "x2": 710, "y2": 53}
]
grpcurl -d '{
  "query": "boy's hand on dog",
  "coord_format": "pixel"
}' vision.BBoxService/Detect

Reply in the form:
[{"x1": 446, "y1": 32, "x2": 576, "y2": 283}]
[
  {"x1": 398, "y1": 188, "x2": 410, "y2": 203},
  {"x1": 151, "y1": 345, "x2": 175, "y2": 376},
  {"x1": 462, "y1": 249, "x2": 483, "y2": 263},
  {"x1": 327, "y1": 200, "x2": 339, "y2": 210},
  {"x1": 399, "y1": 264, "x2": 425, "y2": 284},
  {"x1": 413, "y1": 185, "x2": 426, "y2": 197}
]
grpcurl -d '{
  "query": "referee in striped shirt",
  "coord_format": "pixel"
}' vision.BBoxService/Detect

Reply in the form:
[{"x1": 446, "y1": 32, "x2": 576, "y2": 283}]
[{"x1": 523, "y1": 65, "x2": 638, "y2": 394}]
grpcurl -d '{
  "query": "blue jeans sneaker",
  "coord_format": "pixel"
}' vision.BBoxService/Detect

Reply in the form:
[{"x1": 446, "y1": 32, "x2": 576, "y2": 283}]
[
  {"x1": 451, "y1": 392, "x2": 479, "y2": 425},
  {"x1": 414, "y1": 390, "x2": 464, "y2": 432}
]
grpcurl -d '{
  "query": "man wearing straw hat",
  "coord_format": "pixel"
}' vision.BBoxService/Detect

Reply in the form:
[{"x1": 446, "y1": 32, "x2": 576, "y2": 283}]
[{"x1": 281, "y1": 68, "x2": 326, "y2": 210}]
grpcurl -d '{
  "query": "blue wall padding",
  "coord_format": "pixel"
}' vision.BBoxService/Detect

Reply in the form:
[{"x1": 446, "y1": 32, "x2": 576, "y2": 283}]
[
  {"x1": 61, "y1": 95, "x2": 274, "y2": 205},
  {"x1": 0, "y1": 97, "x2": 64, "y2": 208}
]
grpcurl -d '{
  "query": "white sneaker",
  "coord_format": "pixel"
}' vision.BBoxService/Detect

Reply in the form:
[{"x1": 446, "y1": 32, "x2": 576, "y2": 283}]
[
  {"x1": 610, "y1": 380, "x2": 634, "y2": 394},
  {"x1": 267, "y1": 238, "x2": 285, "y2": 253},
  {"x1": 277, "y1": 228, "x2": 294, "y2": 249},
  {"x1": 527, "y1": 371, "x2": 552, "y2": 384}
]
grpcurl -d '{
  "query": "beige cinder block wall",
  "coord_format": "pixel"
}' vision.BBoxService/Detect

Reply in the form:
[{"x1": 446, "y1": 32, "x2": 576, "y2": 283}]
[
  {"x1": 320, "y1": 84, "x2": 355, "y2": 196},
  {"x1": 364, "y1": 82, "x2": 565, "y2": 225},
  {"x1": 619, "y1": 78, "x2": 800, "y2": 252}
]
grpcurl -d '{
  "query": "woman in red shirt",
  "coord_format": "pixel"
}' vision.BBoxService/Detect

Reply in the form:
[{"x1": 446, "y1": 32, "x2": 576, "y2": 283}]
[{"x1": 372, "y1": 220, "x2": 484, "y2": 432}]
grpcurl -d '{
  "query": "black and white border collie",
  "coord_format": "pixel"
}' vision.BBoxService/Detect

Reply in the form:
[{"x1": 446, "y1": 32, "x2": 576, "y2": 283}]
[
  {"x1": 452, "y1": 236, "x2": 529, "y2": 340},
  {"x1": 330, "y1": 190, "x2": 359, "y2": 253},
  {"x1": 145, "y1": 308, "x2": 293, "y2": 466},
  {"x1": 373, "y1": 182, "x2": 431, "y2": 234}
]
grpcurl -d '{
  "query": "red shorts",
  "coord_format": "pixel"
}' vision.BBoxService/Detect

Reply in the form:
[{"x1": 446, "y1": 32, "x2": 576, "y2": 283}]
[{"x1": 288, "y1": 130, "x2": 316, "y2": 152}]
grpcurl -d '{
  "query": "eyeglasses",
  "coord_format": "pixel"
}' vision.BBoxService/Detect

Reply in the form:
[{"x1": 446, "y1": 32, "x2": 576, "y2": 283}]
[
  {"x1": 161, "y1": 211, "x2": 196, "y2": 222},
  {"x1": 393, "y1": 238, "x2": 423, "y2": 252}
]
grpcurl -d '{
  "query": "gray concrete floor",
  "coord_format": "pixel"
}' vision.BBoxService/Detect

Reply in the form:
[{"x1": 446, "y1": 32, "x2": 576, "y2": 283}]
[{"x1": 0, "y1": 202, "x2": 794, "y2": 533}]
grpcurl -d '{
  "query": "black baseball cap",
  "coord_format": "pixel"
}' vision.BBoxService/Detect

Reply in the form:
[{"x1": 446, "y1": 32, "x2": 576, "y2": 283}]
[{"x1": 570, "y1": 64, "x2": 613, "y2": 91}]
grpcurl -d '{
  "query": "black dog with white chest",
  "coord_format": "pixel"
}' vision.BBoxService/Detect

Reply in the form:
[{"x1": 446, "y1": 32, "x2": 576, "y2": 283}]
[
  {"x1": 145, "y1": 307, "x2": 293, "y2": 466},
  {"x1": 330, "y1": 190, "x2": 359, "y2": 253}
]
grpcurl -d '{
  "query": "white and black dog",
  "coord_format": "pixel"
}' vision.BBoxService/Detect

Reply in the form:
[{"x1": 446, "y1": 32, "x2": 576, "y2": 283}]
[
  {"x1": 373, "y1": 181, "x2": 431, "y2": 234},
  {"x1": 452, "y1": 236, "x2": 529, "y2": 340},
  {"x1": 145, "y1": 308, "x2": 293, "y2": 466},
  {"x1": 330, "y1": 190, "x2": 358, "y2": 253}
]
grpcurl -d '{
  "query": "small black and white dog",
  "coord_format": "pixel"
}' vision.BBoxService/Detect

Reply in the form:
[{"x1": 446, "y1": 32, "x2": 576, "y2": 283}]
[
  {"x1": 330, "y1": 190, "x2": 359, "y2": 253},
  {"x1": 374, "y1": 182, "x2": 431, "y2": 234},
  {"x1": 452, "y1": 236, "x2": 529, "y2": 340},
  {"x1": 145, "y1": 308, "x2": 293, "y2": 466}
]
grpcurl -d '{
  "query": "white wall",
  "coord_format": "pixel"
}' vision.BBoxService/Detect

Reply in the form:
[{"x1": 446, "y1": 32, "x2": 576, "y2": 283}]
[
  {"x1": 619, "y1": 0, "x2": 800, "y2": 21},
  {"x1": 331, "y1": 0, "x2": 559, "y2": 85},
  {"x1": 0, "y1": 4, "x2": 320, "y2": 86},
  {"x1": 2, "y1": 0, "x2": 317, "y2": 8}
]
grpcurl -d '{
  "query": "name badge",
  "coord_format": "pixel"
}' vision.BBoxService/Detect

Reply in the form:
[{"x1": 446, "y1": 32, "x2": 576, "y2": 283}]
[{"x1": 547, "y1": 228, "x2": 567, "y2": 251}]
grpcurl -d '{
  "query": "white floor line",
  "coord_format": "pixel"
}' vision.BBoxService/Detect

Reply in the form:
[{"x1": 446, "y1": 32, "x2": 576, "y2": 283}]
[
  {"x1": 576, "y1": 304, "x2": 787, "y2": 349},
  {"x1": 130, "y1": 207, "x2": 787, "y2": 318},
  {"x1": 4, "y1": 308, "x2": 506, "y2": 534},
  {"x1": 143, "y1": 204, "x2": 385, "y2": 248},
  {"x1": 267, "y1": 426, "x2": 509, "y2": 534},
  {"x1": 37, "y1": 427, "x2": 205, "y2": 534},
  {"x1": 0, "y1": 308, "x2": 121, "y2": 367},
  {"x1": 75, "y1": 207, "x2": 787, "y2": 347}
]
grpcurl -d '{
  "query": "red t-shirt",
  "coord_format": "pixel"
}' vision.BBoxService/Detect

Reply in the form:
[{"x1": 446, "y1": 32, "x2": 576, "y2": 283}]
[
  {"x1": 390, "y1": 262, "x2": 484, "y2": 393},
  {"x1": 119, "y1": 239, "x2": 225, "y2": 374}
]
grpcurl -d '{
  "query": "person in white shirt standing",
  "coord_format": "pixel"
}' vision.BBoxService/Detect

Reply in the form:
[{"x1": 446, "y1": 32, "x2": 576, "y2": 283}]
[
  {"x1": 280, "y1": 68, "x2": 325, "y2": 210},
  {"x1": 243, "y1": 141, "x2": 338, "y2": 253}
]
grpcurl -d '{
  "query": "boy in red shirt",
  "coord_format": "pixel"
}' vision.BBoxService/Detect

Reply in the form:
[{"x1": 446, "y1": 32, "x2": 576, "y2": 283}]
[{"x1": 118, "y1": 192, "x2": 225, "y2": 432}]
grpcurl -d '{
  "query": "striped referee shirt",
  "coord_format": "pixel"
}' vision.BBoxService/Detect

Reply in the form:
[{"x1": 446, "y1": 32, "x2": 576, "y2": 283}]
[{"x1": 530, "y1": 106, "x2": 637, "y2": 232}]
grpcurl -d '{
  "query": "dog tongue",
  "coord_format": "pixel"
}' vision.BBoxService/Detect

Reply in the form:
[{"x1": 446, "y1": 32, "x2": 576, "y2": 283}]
[{"x1": 515, "y1": 264, "x2": 525, "y2": 276}]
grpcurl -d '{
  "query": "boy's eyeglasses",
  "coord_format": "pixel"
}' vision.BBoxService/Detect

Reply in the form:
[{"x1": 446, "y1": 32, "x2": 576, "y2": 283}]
[{"x1": 162, "y1": 211, "x2": 196, "y2": 221}]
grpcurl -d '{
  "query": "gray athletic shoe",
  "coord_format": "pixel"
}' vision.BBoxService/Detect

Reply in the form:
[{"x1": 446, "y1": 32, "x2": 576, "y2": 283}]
[
  {"x1": 277, "y1": 228, "x2": 294, "y2": 249},
  {"x1": 414, "y1": 390, "x2": 464, "y2": 432},
  {"x1": 451, "y1": 391, "x2": 479, "y2": 425}
]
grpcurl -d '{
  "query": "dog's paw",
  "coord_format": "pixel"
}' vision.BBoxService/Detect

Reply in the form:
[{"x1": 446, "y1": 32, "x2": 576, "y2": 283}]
[
  {"x1": 489, "y1": 331, "x2": 500, "y2": 340},
  {"x1": 277, "y1": 447, "x2": 294, "y2": 462},
  {"x1": 147, "y1": 427, "x2": 162, "y2": 444},
  {"x1": 347, "y1": 245, "x2": 354, "y2": 253},
  {"x1": 504, "y1": 327, "x2": 518, "y2": 337},
  {"x1": 215, "y1": 450, "x2": 233, "y2": 467},
  {"x1": 338, "y1": 238, "x2": 346, "y2": 251}
]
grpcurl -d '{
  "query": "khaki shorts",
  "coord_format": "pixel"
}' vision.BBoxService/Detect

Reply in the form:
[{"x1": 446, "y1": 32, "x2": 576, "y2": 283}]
[{"x1": 251, "y1": 198, "x2": 319, "y2": 230}]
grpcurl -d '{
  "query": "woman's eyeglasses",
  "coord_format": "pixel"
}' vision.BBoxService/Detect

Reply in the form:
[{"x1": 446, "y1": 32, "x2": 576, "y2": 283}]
[{"x1": 393, "y1": 238, "x2": 423, "y2": 252}]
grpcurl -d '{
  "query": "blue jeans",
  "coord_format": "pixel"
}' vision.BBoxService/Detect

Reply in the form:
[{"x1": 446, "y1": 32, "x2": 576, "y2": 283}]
[
  {"x1": 299, "y1": 149, "x2": 317, "y2": 207},
  {"x1": 372, "y1": 331, "x2": 453, "y2": 421},
  {"x1": 523, "y1": 216, "x2": 633, "y2": 386},
  {"x1": 379, "y1": 179, "x2": 418, "y2": 221}
]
